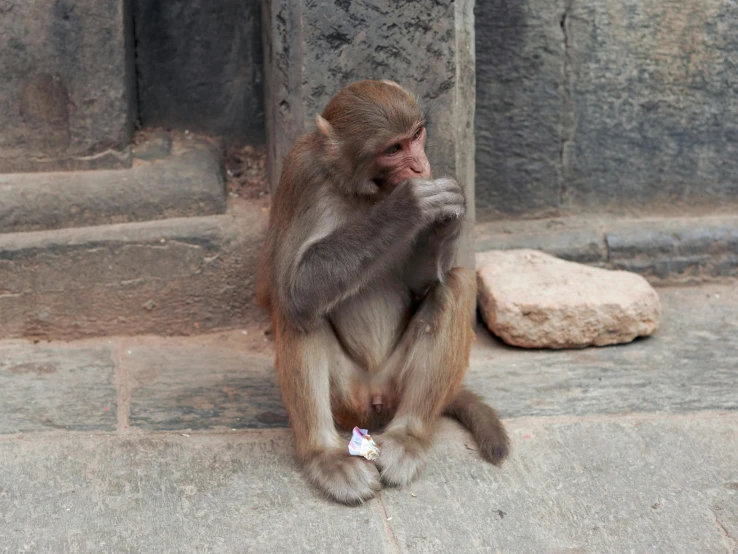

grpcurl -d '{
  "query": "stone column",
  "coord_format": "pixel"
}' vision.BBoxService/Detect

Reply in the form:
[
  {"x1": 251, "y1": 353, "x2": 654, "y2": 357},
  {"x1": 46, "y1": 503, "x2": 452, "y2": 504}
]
[
  {"x1": 262, "y1": 0, "x2": 476, "y2": 268},
  {"x1": 0, "y1": 0, "x2": 136, "y2": 172}
]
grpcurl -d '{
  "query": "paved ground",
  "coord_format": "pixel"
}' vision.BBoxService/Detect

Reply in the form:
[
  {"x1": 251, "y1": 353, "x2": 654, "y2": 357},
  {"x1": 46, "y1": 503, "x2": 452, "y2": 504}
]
[{"x1": 1, "y1": 283, "x2": 737, "y2": 553}]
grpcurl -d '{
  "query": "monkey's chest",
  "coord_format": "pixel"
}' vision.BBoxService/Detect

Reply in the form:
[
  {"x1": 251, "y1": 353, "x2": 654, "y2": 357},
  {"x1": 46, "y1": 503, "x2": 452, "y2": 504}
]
[{"x1": 329, "y1": 282, "x2": 411, "y2": 373}]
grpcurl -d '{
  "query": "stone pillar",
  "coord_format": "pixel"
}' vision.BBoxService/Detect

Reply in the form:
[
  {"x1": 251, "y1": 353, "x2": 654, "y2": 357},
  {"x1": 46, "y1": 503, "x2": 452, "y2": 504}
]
[
  {"x1": 262, "y1": 0, "x2": 476, "y2": 268},
  {"x1": 0, "y1": 0, "x2": 136, "y2": 172}
]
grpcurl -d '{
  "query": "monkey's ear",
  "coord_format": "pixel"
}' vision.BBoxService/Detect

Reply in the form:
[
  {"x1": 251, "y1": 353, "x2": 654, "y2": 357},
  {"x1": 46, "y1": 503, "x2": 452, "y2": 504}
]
[
  {"x1": 381, "y1": 79, "x2": 403, "y2": 90},
  {"x1": 315, "y1": 115, "x2": 334, "y2": 139},
  {"x1": 315, "y1": 115, "x2": 339, "y2": 158}
]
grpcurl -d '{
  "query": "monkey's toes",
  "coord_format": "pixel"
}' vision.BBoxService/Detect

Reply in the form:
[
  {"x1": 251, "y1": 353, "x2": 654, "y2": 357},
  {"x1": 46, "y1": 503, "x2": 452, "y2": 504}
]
[
  {"x1": 303, "y1": 449, "x2": 381, "y2": 505},
  {"x1": 375, "y1": 433, "x2": 428, "y2": 487}
]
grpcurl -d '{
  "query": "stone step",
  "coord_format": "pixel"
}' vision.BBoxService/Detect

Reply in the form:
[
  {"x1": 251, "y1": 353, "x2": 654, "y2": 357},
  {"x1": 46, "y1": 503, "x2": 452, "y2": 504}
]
[
  {"x1": 476, "y1": 213, "x2": 738, "y2": 284},
  {"x1": 0, "y1": 202, "x2": 267, "y2": 340},
  {"x1": 1, "y1": 283, "x2": 735, "y2": 436},
  {"x1": 0, "y1": 134, "x2": 226, "y2": 234}
]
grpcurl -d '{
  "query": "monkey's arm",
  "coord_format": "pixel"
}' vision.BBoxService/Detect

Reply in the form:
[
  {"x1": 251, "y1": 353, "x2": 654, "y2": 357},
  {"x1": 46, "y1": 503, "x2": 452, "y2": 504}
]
[
  {"x1": 279, "y1": 190, "x2": 420, "y2": 331},
  {"x1": 405, "y1": 216, "x2": 463, "y2": 295}
]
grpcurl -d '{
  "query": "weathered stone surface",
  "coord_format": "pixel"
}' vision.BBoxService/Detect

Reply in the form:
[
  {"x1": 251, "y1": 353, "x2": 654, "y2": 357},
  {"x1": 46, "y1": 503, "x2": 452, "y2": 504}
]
[
  {"x1": 476, "y1": 249, "x2": 660, "y2": 348},
  {"x1": 132, "y1": 0, "x2": 264, "y2": 144},
  {"x1": 564, "y1": 0, "x2": 738, "y2": 215},
  {"x1": 382, "y1": 417, "x2": 738, "y2": 553},
  {"x1": 0, "y1": 207, "x2": 267, "y2": 340},
  {"x1": 0, "y1": 137, "x2": 225, "y2": 233},
  {"x1": 474, "y1": 0, "x2": 567, "y2": 220},
  {"x1": 0, "y1": 342, "x2": 116, "y2": 433},
  {"x1": 0, "y1": 433, "x2": 394, "y2": 553},
  {"x1": 263, "y1": 0, "x2": 477, "y2": 267},
  {"x1": 0, "y1": 0, "x2": 135, "y2": 172},
  {"x1": 125, "y1": 342, "x2": 286, "y2": 431},
  {"x1": 468, "y1": 282, "x2": 738, "y2": 417}
]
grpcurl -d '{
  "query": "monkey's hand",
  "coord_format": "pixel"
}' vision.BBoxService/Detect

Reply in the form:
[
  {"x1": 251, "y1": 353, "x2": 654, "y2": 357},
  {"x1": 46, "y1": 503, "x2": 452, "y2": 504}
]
[{"x1": 405, "y1": 177, "x2": 466, "y2": 229}]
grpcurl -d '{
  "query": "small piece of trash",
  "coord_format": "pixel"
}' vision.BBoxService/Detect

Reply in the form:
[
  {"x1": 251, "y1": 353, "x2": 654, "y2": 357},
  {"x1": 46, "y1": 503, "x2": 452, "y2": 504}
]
[
  {"x1": 160, "y1": 238, "x2": 166, "y2": 243},
  {"x1": 387, "y1": 517, "x2": 393, "y2": 521},
  {"x1": 181, "y1": 433, "x2": 190, "y2": 437},
  {"x1": 410, "y1": 493, "x2": 417, "y2": 498},
  {"x1": 348, "y1": 427, "x2": 380, "y2": 460}
]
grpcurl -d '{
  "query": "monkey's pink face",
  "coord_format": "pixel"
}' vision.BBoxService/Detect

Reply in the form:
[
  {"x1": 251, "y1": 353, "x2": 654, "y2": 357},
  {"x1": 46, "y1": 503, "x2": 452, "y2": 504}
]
[{"x1": 373, "y1": 126, "x2": 431, "y2": 187}]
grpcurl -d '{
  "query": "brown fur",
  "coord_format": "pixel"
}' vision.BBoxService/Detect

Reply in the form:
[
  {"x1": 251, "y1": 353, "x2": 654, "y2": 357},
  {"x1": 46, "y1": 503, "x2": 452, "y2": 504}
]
[{"x1": 257, "y1": 80, "x2": 508, "y2": 504}]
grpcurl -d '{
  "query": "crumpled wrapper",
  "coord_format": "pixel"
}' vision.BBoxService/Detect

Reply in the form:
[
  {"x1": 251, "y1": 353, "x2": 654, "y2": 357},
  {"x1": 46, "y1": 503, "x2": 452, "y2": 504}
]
[{"x1": 348, "y1": 427, "x2": 380, "y2": 460}]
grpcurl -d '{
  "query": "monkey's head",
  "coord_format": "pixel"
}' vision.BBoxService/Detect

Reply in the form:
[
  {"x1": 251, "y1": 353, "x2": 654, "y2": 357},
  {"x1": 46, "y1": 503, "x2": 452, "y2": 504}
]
[{"x1": 316, "y1": 80, "x2": 431, "y2": 194}]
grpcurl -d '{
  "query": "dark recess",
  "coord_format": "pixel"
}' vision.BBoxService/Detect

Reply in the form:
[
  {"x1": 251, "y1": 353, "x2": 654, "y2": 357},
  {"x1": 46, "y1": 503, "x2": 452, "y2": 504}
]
[{"x1": 132, "y1": 0, "x2": 265, "y2": 144}]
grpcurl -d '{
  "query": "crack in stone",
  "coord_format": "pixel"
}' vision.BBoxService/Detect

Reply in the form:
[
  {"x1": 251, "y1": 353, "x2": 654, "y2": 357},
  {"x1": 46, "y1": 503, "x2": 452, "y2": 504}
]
[
  {"x1": 559, "y1": 0, "x2": 573, "y2": 212},
  {"x1": 710, "y1": 508, "x2": 738, "y2": 553}
]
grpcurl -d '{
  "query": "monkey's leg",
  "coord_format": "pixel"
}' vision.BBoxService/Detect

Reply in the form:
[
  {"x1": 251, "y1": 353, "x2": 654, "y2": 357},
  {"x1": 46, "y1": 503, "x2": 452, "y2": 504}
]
[
  {"x1": 274, "y1": 319, "x2": 381, "y2": 504},
  {"x1": 376, "y1": 267, "x2": 478, "y2": 486}
]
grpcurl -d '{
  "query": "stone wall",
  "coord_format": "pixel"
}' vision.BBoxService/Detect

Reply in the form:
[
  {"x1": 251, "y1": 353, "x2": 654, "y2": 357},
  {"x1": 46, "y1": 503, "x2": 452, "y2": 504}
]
[
  {"x1": 0, "y1": 0, "x2": 136, "y2": 172},
  {"x1": 475, "y1": 0, "x2": 738, "y2": 221}
]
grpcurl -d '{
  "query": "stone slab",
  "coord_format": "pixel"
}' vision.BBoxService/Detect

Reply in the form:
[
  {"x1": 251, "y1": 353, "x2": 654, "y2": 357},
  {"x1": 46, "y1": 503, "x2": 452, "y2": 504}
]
[
  {"x1": 467, "y1": 283, "x2": 738, "y2": 418},
  {"x1": 606, "y1": 216, "x2": 738, "y2": 283},
  {"x1": 0, "y1": 206, "x2": 267, "y2": 340},
  {"x1": 263, "y1": 0, "x2": 477, "y2": 267},
  {"x1": 0, "y1": 341, "x2": 116, "y2": 433},
  {"x1": 476, "y1": 218, "x2": 607, "y2": 264},
  {"x1": 382, "y1": 417, "x2": 738, "y2": 554},
  {"x1": 565, "y1": 0, "x2": 738, "y2": 216},
  {"x1": 0, "y1": 137, "x2": 226, "y2": 233},
  {"x1": 0, "y1": 432, "x2": 394, "y2": 553},
  {"x1": 0, "y1": 418, "x2": 735, "y2": 553},
  {"x1": 124, "y1": 341, "x2": 286, "y2": 431},
  {"x1": 0, "y1": 0, "x2": 135, "y2": 172},
  {"x1": 474, "y1": 0, "x2": 567, "y2": 220},
  {"x1": 475, "y1": 214, "x2": 738, "y2": 283},
  {"x1": 132, "y1": 0, "x2": 264, "y2": 144}
]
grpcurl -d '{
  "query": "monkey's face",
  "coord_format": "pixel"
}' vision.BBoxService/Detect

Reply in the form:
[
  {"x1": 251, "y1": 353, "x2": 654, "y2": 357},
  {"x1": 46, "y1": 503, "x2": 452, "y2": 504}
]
[{"x1": 372, "y1": 125, "x2": 431, "y2": 188}]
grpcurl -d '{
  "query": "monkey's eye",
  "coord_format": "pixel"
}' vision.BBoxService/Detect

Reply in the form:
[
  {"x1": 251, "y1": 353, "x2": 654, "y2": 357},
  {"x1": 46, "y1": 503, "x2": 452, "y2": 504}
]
[
  {"x1": 384, "y1": 144, "x2": 401, "y2": 156},
  {"x1": 413, "y1": 127, "x2": 424, "y2": 140}
]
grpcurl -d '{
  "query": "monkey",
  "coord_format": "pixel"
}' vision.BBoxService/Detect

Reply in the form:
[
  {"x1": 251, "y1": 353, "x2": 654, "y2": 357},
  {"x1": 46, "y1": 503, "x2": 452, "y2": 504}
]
[{"x1": 256, "y1": 80, "x2": 509, "y2": 504}]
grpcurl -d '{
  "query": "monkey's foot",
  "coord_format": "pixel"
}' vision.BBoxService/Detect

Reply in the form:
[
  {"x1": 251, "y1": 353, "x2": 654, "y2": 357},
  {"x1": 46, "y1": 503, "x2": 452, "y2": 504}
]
[
  {"x1": 303, "y1": 448, "x2": 381, "y2": 505},
  {"x1": 375, "y1": 432, "x2": 429, "y2": 487}
]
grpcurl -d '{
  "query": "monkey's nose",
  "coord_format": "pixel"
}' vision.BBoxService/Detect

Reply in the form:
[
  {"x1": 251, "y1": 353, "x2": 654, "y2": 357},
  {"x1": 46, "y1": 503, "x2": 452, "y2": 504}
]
[{"x1": 409, "y1": 159, "x2": 425, "y2": 174}]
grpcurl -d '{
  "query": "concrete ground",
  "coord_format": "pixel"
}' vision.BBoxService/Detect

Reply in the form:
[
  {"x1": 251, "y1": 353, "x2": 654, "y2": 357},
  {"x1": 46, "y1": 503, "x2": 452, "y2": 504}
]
[{"x1": 1, "y1": 283, "x2": 737, "y2": 553}]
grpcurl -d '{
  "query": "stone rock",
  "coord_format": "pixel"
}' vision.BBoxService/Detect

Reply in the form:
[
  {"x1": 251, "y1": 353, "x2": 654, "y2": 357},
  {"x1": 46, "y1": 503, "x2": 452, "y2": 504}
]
[{"x1": 476, "y1": 249, "x2": 661, "y2": 349}]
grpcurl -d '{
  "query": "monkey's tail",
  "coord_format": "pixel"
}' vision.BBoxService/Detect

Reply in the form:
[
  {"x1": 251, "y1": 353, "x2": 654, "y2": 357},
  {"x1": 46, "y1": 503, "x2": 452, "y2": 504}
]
[{"x1": 444, "y1": 387, "x2": 510, "y2": 465}]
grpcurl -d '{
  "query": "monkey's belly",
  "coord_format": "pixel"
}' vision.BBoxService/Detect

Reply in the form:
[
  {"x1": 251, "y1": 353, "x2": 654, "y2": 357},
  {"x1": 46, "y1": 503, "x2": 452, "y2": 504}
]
[{"x1": 329, "y1": 282, "x2": 411, "y2": 373}]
